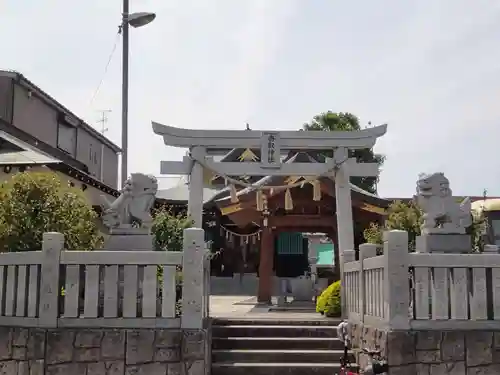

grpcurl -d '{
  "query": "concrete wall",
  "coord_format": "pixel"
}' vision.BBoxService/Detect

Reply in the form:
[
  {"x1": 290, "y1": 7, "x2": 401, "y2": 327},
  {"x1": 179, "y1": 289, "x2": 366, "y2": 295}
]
[
  {"x1": 349, "y1": 321, "x2": 500, "y2": 375},
  {"x1": 0, "y1": 326, "x2": 207, "y2": 375}
]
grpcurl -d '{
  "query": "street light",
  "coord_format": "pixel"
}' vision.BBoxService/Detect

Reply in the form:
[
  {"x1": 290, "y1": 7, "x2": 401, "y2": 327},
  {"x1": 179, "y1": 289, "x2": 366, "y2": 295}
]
[
  {"x1": 127, "y1": 12, "x2": 156, "y2": 28},
  {"x1": 120, "y1": 0, "x2": 156, "y2": 187}
]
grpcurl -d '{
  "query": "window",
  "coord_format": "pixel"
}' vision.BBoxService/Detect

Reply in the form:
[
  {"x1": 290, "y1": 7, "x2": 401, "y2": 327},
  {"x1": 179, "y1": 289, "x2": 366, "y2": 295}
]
[
  {"x1": 57, "y1": 123, "x2": 77, "y2": 156},
  {"x1": 89, "y1": 145, "x2": 98, "y2": 165}
]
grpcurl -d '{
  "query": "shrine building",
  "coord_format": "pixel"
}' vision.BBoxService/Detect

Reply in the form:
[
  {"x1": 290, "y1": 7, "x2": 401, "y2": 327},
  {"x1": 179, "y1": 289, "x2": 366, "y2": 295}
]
[{"x1": 157, "y1": 146, "x2": 390, "y2": 302}]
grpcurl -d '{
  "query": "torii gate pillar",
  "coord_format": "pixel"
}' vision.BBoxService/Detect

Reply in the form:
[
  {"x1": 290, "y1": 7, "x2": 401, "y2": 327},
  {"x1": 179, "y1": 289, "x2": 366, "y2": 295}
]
[
  {"x1": 333, "y1": 148, "x2": 355, "y2": 318},
  {"x1": 188, "y1": 147, "x2": 205, "y2": 227}
]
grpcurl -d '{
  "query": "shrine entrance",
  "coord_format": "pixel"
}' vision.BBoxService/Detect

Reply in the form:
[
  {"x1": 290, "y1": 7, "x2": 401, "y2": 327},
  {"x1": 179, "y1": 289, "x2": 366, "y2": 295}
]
[
  {"x1": 212, "y1": 163, "x2": 389, "y2": 303},
  {"x1": 153, "y1": 123, "x2": 387, "y2": 312}
]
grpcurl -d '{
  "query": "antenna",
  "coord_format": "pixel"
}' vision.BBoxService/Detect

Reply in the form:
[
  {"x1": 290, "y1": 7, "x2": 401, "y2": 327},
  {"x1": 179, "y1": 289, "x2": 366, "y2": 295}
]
[
  {"x1": 96, "y1": 109, "x2": 112, "y2": 182},
  {"x1": 96, "y1": 109, "x2": 112, "y2": 135}
]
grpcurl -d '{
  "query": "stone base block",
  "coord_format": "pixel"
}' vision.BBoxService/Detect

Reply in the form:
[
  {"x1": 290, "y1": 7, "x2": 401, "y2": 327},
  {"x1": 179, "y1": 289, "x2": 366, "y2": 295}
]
[
  {"x1": 103, "y1": 233, "x2": 154, "y2": 251},
  {"x1": 416, "y1": 234, "x2": 471, "y2": 253},
  {"x1": 348, "y1": 322, "x2": 500, "y2": 375},
  {"x1": 0, "y1": 327, "x2": 208, "y2": 375}
]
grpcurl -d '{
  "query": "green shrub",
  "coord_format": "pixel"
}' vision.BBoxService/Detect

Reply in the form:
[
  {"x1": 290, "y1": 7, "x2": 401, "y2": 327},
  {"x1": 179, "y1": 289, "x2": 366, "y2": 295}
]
[
  {"x1": 316, "y1": 280, "x2": 341, "y2": 317},
  {"x1": 0, "y1": 171, "x2": 101, "y2": 252},
  {"x1": 152, "y1": 209, "x2": 192, "y2": 252}
]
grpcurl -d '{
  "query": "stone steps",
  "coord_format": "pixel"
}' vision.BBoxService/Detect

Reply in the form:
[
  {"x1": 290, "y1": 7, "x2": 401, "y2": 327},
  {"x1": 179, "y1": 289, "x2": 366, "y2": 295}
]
[
  {"x1": 213, "y1": 324, "x2": 339, "y2": 338},
  {"x1": 211, "y1": 318, "x2": 340, "y2": 326},
  {"x1": 212, "y1": 362, "x2": 345, "y2": 375},
  {"x1": 211, "y1": 318, "x2": 357, "y2": 375},
  {"x1": 213, "y1": 337, "x2": 345, "y2": 350},
  {"x1": 212, "y1": 349, "x2": 348, "y2": 363}
]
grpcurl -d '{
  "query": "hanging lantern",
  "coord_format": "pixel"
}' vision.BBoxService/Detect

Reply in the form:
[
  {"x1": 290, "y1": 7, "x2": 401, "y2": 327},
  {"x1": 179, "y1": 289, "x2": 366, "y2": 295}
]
[
  {"x1": 285, "y1": 188, "x2": 293, "y2": 211},
  {"x1": 230, "y1": 184, "x2": 239, "y2": 203}
]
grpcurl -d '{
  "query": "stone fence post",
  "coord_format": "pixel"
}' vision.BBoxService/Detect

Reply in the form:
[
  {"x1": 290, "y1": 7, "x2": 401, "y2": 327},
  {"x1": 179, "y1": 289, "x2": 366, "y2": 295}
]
[
  {"x1": 181, "y1": 228, "x2": 205, "y2": 329},
  {"x1": 39, "y1": 232, "x2": 64, "y2": 327},
  {"x1": 383, "y1": 230, "x2": 410, "y2": 330},
  {"x1": 341, "y1": 249, "x2": 356, "y2": 319},
  {"x1": 359, "y1": 243, "x2": 378, "y2": 323}
]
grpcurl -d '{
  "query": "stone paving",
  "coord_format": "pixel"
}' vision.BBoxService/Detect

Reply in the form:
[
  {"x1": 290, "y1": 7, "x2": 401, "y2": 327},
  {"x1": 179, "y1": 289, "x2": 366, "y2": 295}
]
[{"x1": 209, "y1": 295, "x2": 329, "y2": 321}]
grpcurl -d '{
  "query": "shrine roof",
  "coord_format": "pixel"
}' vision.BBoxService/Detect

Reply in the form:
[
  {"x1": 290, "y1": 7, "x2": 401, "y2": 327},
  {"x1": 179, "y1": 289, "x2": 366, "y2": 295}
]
[
  {"x1": 210, "y1": 150, "x2": 388, "y2": 207},
  {"x1": 156, "y1": 184, "x2": 220, "y2": 204},
  {"x1": 156, "y1": 148, "x2": 389, "y2": 209}
]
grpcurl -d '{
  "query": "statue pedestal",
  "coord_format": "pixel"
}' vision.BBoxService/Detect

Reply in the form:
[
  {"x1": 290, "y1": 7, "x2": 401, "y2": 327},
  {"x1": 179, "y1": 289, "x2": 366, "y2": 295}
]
[
  {"x1": 103, "y1": 228, "x2": 154, "y2": 251},
  {"x1": 291, "y1": 277, "x2": 315, "y2": 302},
  {"x1": 484, "y1": 244, "x2": 500, "y2": 254},
  {"x1": 416, "y1": 234, "x2": 471, "y2": 253}
]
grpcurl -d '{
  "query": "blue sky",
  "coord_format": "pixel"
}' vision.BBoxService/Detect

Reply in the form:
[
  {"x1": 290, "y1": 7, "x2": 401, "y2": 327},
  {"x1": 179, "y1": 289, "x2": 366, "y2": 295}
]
[{"x1": 2, "y1": 0, "x2": 500, "y2": 197}]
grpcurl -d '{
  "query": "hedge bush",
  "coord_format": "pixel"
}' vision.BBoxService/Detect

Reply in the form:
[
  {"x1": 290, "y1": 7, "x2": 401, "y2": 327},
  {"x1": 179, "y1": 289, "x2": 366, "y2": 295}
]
[
  {"x1": 0, "y1": 171, "x2": 101, "y2": 252},
  {"x1": 316, "y1": 280, "x2": 341, "y2": 317}
]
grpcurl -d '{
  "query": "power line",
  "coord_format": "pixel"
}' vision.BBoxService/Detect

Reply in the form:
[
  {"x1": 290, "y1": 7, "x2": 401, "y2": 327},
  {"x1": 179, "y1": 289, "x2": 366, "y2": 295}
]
[{"x1": 88, "y1": 32, "x2": 121, "y2": 109}]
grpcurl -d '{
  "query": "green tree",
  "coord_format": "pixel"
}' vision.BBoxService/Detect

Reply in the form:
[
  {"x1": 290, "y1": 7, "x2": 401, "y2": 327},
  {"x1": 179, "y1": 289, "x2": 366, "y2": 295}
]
[
  {"x1": 303, "y1": 111, "x2": 385, "y2": 193},
  {"x1": 364, "y1": 199, "x2": 486, "y2": 252},
  {"x1": 0, "y1": 172, "x2": 101, "y2": 252},
  {"x1": 152, "y1": 209, "x2": 192, "y2": 252},
  {"x1": 363, "y1": 200, "x2": 422, "y2": 250},
  {"x1": 470, "y1": 207, "x2": 487, "y2": 252}
]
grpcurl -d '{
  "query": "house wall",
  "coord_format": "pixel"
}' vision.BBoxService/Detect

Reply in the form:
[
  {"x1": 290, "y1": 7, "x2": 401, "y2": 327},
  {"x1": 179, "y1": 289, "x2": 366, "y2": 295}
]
[
  {"x1": 12, "y1": 82, "x2": 57, "y2": 146},
  {"x1": 0, "y1": 76, "x2": 119, "y2": 188},
  {"x1": 0, "y1": 76, "x2": 12, "y2": 123},
  {"x1": 75, "y1": 127, "x2": 118, "y2": 186}
]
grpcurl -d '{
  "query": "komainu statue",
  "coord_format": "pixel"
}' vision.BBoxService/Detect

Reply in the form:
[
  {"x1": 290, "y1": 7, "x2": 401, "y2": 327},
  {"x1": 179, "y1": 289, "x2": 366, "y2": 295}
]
[
  {"x1": 415, "y1": 172, "x2": 472, "y2": 234},
  {"x1": 100, "y1": 173, "x2": 158, "y2": 229}
]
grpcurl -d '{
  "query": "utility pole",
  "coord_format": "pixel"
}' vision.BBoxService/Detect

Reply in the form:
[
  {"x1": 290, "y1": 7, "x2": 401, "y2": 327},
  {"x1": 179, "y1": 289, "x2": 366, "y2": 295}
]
[{"x1": 97, "y1": 110, "x2": 112, "y2": 182}]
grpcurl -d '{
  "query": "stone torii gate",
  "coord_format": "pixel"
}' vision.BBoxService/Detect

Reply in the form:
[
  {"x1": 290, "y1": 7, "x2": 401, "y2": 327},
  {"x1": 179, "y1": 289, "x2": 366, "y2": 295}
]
[{"x1": 153, "y1": 122, "x2": 387, "y2": 305}]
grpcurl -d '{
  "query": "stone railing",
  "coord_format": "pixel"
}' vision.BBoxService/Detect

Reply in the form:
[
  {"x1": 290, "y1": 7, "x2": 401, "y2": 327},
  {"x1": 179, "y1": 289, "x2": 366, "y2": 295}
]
[
  {"x1": 343, "y1": 230, "x2": 500, "y2": 373},
  {"x1": 344, "y1": 230, "x2": 500, "y2": 330},
  {"x1": 0, "y1": 227, "x2": 208, "y2": 330}
]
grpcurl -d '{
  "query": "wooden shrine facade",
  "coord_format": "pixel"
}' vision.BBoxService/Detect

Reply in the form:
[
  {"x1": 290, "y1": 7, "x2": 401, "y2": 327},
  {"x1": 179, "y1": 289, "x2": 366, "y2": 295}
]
[{"x1": 213, "y1": 171, "x2": 389, "y2": 302}]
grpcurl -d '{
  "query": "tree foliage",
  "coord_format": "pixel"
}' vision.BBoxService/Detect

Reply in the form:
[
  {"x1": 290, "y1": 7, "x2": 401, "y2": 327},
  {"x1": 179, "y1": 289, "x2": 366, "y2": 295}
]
[
  {"x1": 364, "y1": 199, "x2": 486, "y2": 252},
  {"x1": 152, "y1": 209, "x2": 192, "y2": 252},
  {"x1": 0, "y1": 172, "x2": 101, "y2": 252},
  {"x1": 303, "y1": 111, "x2": 385, "y2": 193},
  {"x1": 470, "y1": 208, "x2": 487, "y2": 252},
  {"x1": 363, "y1": 200, "x2": 422, "y2": 249}
]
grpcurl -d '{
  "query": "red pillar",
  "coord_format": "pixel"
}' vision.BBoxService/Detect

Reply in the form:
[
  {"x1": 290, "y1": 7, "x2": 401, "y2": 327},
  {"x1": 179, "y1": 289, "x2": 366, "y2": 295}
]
[{"x1": 257, "y1": 228, "x2": 274, "y2": 303}]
